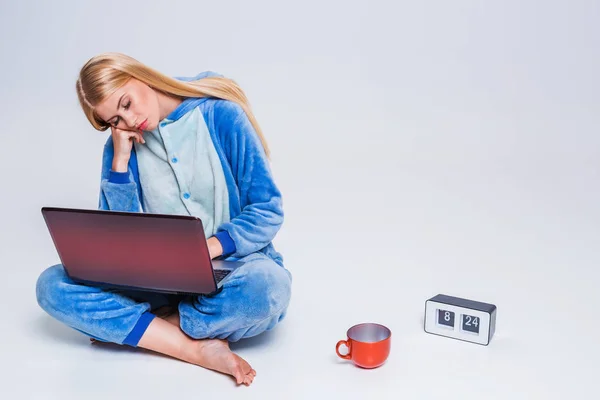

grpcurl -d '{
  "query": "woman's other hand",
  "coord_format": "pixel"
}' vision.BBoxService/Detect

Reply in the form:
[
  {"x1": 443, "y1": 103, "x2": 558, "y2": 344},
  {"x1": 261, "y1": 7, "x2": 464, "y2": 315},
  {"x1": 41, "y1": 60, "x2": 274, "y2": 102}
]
[
  {"x1": 207, "y1": 237, "x2": 224, "y2": 259},
  {"x1": 111, "y1": 126, "x2": 145, "y2": 172}
]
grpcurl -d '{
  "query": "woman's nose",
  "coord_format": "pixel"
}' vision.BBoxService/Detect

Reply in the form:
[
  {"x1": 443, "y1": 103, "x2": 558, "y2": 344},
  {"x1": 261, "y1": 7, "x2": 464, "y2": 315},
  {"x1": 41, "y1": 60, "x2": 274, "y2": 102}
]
[{"x1": 125, "y1": 115, "x2": 137, "y2": 129}]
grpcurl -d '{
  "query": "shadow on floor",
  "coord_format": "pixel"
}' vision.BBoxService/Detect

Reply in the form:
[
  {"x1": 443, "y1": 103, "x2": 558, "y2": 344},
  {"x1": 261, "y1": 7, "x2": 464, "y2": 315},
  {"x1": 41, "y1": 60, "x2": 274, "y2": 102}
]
[
  {"x1": 32, "y1": 315, "x2": 144, "y2": 356},
  {"x1": 32, "y1": 315, "x2": 89, "y2": 347},
  {"x1": 228, "y1": 327, "x2": 280, "y2": 351}
]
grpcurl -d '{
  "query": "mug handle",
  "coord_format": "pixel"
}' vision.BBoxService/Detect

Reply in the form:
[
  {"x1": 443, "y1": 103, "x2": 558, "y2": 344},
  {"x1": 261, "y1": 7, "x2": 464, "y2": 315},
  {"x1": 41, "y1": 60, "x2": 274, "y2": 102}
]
[{"x1": 336, "y1": 340, "x2": 351, "y2": 360}]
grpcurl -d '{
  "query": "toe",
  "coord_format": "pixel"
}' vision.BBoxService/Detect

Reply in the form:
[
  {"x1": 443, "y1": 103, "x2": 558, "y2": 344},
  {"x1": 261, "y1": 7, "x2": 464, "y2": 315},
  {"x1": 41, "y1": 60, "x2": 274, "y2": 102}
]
[
  {"x1": 245, "y1": 369, "x2": 255, "y2": 385},
  {"x1": 234, "y1": 367, "x2": 245, "y2": 385},
  {"x1": 241, "y1": 360, "x2": 253, "y2": 374}
]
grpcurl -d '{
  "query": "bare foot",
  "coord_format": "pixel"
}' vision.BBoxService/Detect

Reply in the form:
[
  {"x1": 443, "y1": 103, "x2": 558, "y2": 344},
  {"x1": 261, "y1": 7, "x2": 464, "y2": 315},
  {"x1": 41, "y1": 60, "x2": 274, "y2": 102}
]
[
  {"x1": 160, "y1": 311, "x2": 255, "y2": 385},
  {"x1": 187, "y1": 339, "x2": 256, "y2": 386},
  {"x1": 92, "y1": 310, "x2": 256, "y2": 386}
]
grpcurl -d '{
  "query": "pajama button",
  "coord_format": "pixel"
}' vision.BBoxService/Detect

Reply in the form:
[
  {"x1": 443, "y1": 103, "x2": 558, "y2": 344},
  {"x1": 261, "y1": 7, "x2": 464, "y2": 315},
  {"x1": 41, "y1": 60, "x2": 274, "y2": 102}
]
[
  {"x1": 183, "y1": 193, "x2": 190, "y2": 199},
  {"x1": 171, "y1": 157, "x2": 178, "y2": 163}
]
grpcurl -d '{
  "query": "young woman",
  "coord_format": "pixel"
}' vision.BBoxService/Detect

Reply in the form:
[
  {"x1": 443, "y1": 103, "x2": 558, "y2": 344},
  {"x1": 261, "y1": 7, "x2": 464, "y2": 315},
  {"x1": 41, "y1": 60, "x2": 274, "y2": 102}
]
[{"x1": 36, "y1": 52, "x2": 292, "y2": 386}]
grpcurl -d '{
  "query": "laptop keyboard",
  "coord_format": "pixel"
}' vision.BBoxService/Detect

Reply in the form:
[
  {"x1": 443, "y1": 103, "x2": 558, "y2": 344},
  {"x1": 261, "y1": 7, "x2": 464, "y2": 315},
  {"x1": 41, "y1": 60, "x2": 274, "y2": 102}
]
[{"x1": 213, "y1": 269, "x2": 231, "y2": 283}]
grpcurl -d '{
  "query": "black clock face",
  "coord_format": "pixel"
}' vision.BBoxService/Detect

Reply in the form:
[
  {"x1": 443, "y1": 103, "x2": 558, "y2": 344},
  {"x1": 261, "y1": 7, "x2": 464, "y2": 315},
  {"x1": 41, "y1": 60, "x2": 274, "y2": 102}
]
[
  {"x1": 461, "y1": 314, "x2": 480, "y2": 334},
  {"x1": 437, "y1": 309, "x2": 455, "y2": 328}
]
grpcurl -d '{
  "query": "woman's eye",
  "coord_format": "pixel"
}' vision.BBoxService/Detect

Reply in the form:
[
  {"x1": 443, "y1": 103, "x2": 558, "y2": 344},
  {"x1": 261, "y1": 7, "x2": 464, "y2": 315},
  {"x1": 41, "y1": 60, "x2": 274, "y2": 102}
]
[
  {"x1": 113, "y1": 117, "x2": 120, "y2": 127},
  {"x1": 124, "y1": 100, "x2": 131, "y2": 110}
]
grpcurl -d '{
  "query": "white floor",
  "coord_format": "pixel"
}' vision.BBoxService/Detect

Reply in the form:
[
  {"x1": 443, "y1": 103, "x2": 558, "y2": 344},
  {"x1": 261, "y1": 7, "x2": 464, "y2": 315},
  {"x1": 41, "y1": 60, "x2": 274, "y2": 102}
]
[
  {"x1": 2, "y1": 1, "x2": 599, "y2": 399},
  {"x1": 6, "y1": 184, "x2": 600, "y2": 398}
]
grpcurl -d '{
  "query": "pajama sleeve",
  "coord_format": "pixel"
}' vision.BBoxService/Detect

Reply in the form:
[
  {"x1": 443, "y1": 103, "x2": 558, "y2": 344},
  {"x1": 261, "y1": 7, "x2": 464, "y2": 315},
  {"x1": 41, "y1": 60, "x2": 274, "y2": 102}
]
[
  {"x1": 213, "y1": 101, "x2": 284, "y2": 257},
  {"x1": 98, "y1": 142, "x2": 143, "y2": 213}
]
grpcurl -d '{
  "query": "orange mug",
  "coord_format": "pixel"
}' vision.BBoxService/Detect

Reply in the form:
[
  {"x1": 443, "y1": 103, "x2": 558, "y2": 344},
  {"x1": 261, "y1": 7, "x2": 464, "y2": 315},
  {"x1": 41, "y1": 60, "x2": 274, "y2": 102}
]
[{"x1": 335, "y1": 323, "x2": 391, "y2": 368}]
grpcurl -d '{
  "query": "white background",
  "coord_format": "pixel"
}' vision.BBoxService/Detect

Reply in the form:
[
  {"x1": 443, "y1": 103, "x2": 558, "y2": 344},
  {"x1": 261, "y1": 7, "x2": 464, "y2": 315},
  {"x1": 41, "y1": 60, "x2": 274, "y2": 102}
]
[{"x1": 0, "y1": 0, "x2": 598, "y2": 398}]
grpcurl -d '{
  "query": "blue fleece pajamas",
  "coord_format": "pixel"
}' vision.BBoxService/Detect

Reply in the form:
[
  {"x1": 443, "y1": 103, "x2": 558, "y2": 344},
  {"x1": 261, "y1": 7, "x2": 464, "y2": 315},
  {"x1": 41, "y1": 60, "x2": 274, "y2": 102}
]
[{"x1": 36, "y1": 73, "x2": 292, "y2": 346}]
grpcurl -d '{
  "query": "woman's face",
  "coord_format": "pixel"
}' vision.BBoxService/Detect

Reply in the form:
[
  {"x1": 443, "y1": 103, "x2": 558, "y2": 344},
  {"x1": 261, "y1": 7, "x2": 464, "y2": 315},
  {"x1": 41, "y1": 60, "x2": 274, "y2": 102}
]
[{"x1": 94, "y1": 78, "x2": 160, "y2": 132}]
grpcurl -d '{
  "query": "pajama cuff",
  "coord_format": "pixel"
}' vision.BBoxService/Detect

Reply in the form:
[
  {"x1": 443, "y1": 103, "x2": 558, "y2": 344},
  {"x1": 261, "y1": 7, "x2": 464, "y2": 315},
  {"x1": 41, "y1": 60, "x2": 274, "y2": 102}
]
[
  {"x1": 214, "y1": 230, "x2": 236, "y2": 257},
  {"x1": 123, "y1": 311, "x2": 156, "y2": 347},
  {"x1": 108, "y1": 170, "x2": 131, "y2": 184}
]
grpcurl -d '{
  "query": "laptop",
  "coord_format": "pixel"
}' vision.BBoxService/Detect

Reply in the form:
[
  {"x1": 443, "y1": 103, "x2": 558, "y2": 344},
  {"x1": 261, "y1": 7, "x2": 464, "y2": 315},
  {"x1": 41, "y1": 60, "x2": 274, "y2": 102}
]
[{"x1": 41, "y1": 207, "x2": 244, "y2": 296}]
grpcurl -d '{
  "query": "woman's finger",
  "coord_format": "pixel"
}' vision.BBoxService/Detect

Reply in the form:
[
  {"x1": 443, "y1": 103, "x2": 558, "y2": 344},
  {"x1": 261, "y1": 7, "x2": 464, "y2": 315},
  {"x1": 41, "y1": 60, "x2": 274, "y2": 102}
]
[
  {"x1": 126, "y1": 131, "x2": 144, "y2": 144},
  {"x1": 135, "y1": 131, "x2": 146, "y2": 144}
]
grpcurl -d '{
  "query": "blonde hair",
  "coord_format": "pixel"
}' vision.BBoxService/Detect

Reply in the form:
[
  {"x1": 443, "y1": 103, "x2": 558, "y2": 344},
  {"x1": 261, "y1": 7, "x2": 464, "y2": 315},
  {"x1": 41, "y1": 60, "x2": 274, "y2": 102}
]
[{"x1": 75, "y1": 52, "x2": 270, "y2": 157}]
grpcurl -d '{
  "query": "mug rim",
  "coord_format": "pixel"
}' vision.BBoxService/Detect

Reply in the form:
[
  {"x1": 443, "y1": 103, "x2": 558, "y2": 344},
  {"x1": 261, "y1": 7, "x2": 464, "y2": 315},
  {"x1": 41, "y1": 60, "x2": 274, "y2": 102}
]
[{"x1": 347, "y1": 322, "x2": 391, "y2": 342}]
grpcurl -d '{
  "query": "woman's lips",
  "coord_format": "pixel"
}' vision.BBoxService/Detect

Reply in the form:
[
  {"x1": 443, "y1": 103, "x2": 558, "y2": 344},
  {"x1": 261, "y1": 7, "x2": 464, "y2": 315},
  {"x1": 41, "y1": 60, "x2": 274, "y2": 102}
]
[{"x1": 138, "y1": 119, "x2": 148, "y2": 130}]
